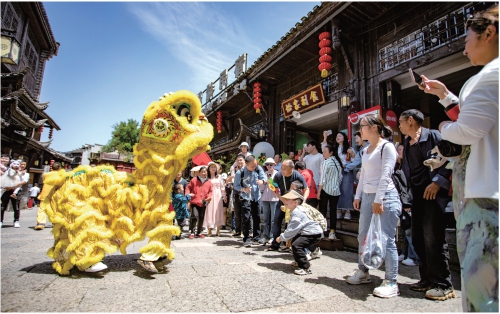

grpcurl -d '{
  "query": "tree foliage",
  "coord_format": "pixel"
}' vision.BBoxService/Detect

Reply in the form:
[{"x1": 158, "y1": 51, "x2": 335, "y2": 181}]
[{"x1": 102, "y1": 119, "x2": 140, "y2": 153}]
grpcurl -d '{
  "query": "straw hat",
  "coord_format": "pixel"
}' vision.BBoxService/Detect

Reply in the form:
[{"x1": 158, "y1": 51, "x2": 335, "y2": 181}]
[
  {"x1": 281, "y1": 189, "x2": 304, "y2": 200},
  {"x1": 207, "y1": 161, "x2": 221, "y2": 173}
]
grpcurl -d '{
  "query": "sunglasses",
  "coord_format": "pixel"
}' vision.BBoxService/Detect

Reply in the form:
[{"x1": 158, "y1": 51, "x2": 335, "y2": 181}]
[{"x1": 264, "y1": 164, "x2": 274, "y2": 166}]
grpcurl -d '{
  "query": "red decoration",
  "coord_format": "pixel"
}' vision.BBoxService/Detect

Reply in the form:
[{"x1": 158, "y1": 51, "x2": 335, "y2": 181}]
[
  {"x1": 192, "y1": 151, "x2": 212, "y2": 166},
  {"x1": 318, "y1": 31, "x2": 332, "y2": 78},
  {"x1": 38, "y1": 125, "x2": 44, "y2": 133},
  {"x1": 49, "y1": 128, "x2": 54, "y2": 139},
  {"x1": 216, "y1": 110, "x2": 223, "y2": 133},
  {"x1": 253, "y1": 82, "x2": 262, "y2": 113},
  {"x1": 385, "y1": 110, "x2": 398, "y2": 128}
]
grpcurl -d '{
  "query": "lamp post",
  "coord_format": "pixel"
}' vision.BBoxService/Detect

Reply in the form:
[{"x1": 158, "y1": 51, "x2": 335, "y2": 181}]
[{"x1": 1, "y1": 29, "x2": 20, "y2": 65}]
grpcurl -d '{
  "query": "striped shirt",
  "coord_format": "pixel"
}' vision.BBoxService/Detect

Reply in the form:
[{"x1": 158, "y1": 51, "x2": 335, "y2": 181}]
[{"x1": 319, "y1": 156, "x2": 343, "y2": 196}]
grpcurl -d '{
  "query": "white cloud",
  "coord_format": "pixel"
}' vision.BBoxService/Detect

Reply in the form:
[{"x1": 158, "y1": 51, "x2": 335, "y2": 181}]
[{"x1": 127, "y1": 2, "x2": 261, "y2": 93}]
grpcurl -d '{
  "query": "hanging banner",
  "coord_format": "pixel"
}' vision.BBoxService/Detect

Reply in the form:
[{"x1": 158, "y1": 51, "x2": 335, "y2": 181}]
[{"x1": 281, "y1": 83, "x2": 326, "y2": 118}]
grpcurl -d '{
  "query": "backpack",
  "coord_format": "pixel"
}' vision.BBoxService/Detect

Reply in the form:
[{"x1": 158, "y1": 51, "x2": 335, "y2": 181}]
[
  {"x1": 381, "y1": 143, "x2": 413, "y2": 208},
  {"x1": 300, "y1": 203, "x2": 328, "y2": 231}
]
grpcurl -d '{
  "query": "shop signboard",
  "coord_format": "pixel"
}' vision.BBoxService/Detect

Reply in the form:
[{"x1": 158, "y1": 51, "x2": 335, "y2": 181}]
[
  {"x1": 347, "y1": 105, "x2": 382, "y2": 142},
  {"x1": 281, "y1": 83, "x2": 326, "y2": 118}
]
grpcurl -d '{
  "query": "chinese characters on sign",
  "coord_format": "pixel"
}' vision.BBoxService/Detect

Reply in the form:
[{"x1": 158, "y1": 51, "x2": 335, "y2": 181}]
[{"x1": 281, "y1": 83, "x2": 326, "y2": 118}]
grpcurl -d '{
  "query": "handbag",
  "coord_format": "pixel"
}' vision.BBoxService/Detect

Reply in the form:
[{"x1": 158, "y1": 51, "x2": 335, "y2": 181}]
[{"x1": 381, "y1": 143, "x2": 413, "y2": 208}]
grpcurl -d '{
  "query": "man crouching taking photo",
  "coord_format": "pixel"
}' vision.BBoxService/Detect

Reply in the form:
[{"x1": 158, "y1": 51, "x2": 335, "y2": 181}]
[{"x1": 276, "y1": 190, "x2": 324, "y2": 275}]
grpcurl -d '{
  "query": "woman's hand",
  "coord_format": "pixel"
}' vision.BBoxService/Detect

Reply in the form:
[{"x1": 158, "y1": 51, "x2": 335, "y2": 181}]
[
  {"x1": 373, "y1": 202, "x2": 384, "y2": 214},
  {"x1": 353, "y1": 199, "x2": 361, "y2": 211},
  {"x1": 317, "y1": 194, "x2": 321, "y2": 200},
  {"x1": 421, "y1": 75, "x2": 450, "y2": 99},
  {"x1": 276, "y1": 237, "x2": 281, "y2": 244},
  {"x1": 188, "y1": 193, "x2": 195, "y2": 198}
]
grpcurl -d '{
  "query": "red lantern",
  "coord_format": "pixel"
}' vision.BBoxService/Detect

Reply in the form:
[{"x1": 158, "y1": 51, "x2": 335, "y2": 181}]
[
  {"x1": 216, "y1": 110, "x2": 223, "y2": 133},
  {"x1": 318, "y1": 31, "x2": 332, "y2": 78},
  {"x1": 38, "y1": 125, "x2": 44, "y2": 133},
  {"x1": 49, "y1": 128, "x2": 54, "y2": 139},
  {"x1": 253, "y1": 82, "x2": 262, "y2": 113}
]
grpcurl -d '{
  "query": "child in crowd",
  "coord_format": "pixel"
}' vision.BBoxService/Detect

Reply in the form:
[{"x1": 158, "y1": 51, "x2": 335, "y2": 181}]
[
  {"x1": 276, "y1": 190, "x2": 324, "y2": 275},
  {"x1": 171, "y1": 183, "x2": 191, "y2": 240}
]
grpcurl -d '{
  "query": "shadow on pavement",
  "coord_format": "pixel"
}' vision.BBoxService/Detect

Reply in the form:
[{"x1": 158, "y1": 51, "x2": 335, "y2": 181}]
[{"x1": 18, "y1": 253, "x2": 171, "y2": 279}]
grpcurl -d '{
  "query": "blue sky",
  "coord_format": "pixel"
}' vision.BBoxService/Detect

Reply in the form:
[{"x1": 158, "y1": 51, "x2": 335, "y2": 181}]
[{"x1": 39, "y1": 1, "x2": 320, "y2": 152}]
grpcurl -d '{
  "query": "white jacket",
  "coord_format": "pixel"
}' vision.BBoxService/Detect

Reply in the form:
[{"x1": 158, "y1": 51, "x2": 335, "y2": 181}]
[{"x1": 440, "y1": 58, "x2": 498, "y2": 199}]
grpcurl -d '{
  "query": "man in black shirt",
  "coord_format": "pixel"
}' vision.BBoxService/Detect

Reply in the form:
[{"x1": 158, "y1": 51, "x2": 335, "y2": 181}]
[
  {"x1": 267, "y1": 159, "x2": 309, "y2": 251},
  {"x1": 399, "y1": 109, "x2": 454, "y2": 301}
]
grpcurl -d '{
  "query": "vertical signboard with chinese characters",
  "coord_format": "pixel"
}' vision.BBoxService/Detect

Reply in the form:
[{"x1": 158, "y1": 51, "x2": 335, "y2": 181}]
[{"x1": 281, "y1": 83, "x2": 326, "y2": 118}]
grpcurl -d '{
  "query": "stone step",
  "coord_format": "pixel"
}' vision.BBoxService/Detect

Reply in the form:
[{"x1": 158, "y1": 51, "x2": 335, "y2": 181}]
[{"x1": 317, "y1": 237, "x2": 344, "y2": 251}]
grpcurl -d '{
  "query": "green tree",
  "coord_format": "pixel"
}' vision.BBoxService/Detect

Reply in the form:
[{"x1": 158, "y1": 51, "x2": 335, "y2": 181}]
[{"x1": 102, "y1": 119, "x2": 140, "y2": 154}]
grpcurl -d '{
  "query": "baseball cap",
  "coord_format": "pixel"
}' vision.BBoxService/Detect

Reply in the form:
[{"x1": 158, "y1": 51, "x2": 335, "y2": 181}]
[
  {"x1": 239, "y1": 142, "x2": 249, "y2": 148},
  {"x1": 281, "y1": 189, "x2": 304, "y2": 201}
]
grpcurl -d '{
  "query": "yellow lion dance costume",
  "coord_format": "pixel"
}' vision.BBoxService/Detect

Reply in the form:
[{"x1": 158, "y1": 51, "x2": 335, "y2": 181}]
[{"x1": 42, "y1": 90, "x2": 213, "y2": 275}]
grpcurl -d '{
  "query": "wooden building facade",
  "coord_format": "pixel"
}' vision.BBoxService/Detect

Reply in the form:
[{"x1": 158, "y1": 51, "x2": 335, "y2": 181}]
[
  {"x1": 1, "y1": 2, "x2": 71, "y2": 186},
  {"x1": 204, "y1": 2, "x2": 495, "y2": 162}
]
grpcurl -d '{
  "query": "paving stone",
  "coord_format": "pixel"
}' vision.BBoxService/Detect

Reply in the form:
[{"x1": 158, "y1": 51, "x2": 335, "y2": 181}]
[{"x1": 218, "y1": 283, "x2": 306, "y2": 312}]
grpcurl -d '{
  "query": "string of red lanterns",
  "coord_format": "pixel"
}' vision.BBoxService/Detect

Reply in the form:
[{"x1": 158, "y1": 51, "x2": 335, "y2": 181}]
[
  {"x1": 49, "y1": 127, "x2": 54, "y2": 139},
  {"x1": 38, "y1": 125, "x2": 44, "y2": 133},
  {"x1": 253, "y1": 82, "x2": 262, "y2": 113},
  {"x1": 216, "y1": 110, "x2": 223, "y2": 134},
  {"x1": 318, "y1": 31, "x2": 332, "y2": 78}
]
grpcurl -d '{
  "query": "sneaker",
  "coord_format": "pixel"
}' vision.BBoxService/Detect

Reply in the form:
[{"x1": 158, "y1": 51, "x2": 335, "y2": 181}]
[
  {"x1": 402, "y1": 258, "x2": 418, "y2": 266},
  {"x1": 258, "y1": 238, "x2": 267, "y2": 245},
  {"x1": 344, "y1": 211, "x2": 351, "y2": 220},
  {"x1": 425, "y1": 287, "x2": 456, "y2": 301},
  {"x1": 294, "y1": 268, "x2": 312, "y2": 275},
  {"x1": 251, "y1": 237, "x2": 261, "y2": 243},
  {"x1": 373, "y1": 280, "x2": 400, "y2": 298},
  {"x1": 244, "y1": 239, "x2": 251, "y2": 247},
  {"x1": 267, "y1": 238, "x2": 273, "y2": 245},
  {"x1": 336, "y1": 210, "x2": 342, "y2": 219},
  {"x1": 34, "y1": 223, "x2": 45, "y2": 230},
  {"x1": 306, "y1": 253, "x2": 312, "y2": 261},
  {"x1": 232, "y1": 233, "x2": 242, "y2": 238},
  {"x1": 409, "y1": 280, "x2": 432, "y2": 292},
  {"x1": 188, "y1": 234, "x2": 195, "y2": 239},
  {"x1": 311, "y1": 247, "x2": 323, "y2": 259},
  {"x1": 198, "y1": 234, "x2": 205, "y2": 239},
  {"x1": 85, "y1": 262, "x2": 108, "y2": 273},
  {"x1": 346, "y1": 269, "x2": 371, "y2": 285},
  {"x1": 398, "y1": 254, "x2": 405, "y2": 262},
  {"x1": 328, "y1": 231, "x2": 336, "y2": 240},
  {"x1": 13, "y1": 221, "x2": 20, "y2": 228},
  {"x1": 278, "y1": 246, "x2": 291, "y2": 253}
]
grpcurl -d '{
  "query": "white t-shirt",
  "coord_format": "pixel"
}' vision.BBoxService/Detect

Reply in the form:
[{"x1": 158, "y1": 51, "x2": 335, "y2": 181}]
[
  {"x1": 29, "y1": 186, "x2": 40, "y2": 197},
  {"x1": 303, "y1": 153, "x2": 324, "y2": 186},
  {"x1": 355, "y1": 140, "x2": 397, "y2": 204}
]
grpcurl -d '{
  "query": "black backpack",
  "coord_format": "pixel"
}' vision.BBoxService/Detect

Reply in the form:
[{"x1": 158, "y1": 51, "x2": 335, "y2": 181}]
[{"x1": 381, "y1": 143, "x2": 413, "y2": 208}]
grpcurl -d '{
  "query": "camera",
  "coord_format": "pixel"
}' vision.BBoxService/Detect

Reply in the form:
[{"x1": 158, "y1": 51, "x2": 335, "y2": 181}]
[
  {"x1": 437, "y1": 140, "x2": 463, "y2": 158},
  {"x1": 202, "y1": 199, "x2": 208, "y2": 206}
]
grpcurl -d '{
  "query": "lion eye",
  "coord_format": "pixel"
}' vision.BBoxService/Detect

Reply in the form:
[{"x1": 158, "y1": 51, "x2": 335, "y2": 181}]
[
  {"x1": 153, "y1": 118, "x2": 169, "y2": 135},
  {"x1": 177, "y1": 105, "x2": 192, "y2": 123}
]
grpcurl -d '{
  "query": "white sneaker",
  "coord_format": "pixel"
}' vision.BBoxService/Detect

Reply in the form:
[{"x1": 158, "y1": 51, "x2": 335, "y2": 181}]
[
  {"x1": 398, "y1": 254, "x2": 405, "y2": 262},
  {"x1": 402, "y1": 258, "x2": 418, "y2": 266},
  {"x1": 344, "y1": 211, "x2": 351, "y2": 220},
  {"x1": 346, "y1": 269, "x2": 371, "y2": 285},
  {"x1": 373, "y1": 279, "x2": 400, "y2": 298},
  {"x1": 85, "y1": 262, "x2": 108, "y2": 272},
  {"x1": 336, "y1": 210, "x2": 342, "y2": 219},
  {"x1": 311, "y1": 247, "x2": 322, "y2": 259},
  {"x1": 13, "y1": 221, "x2": 20, "y2": 228},
  {"x1": 306, "y1": 253, "x2": 312, "y2": 261},
  {"x1": 328, "y1": 231, "x2": 336, "y2": 240}
]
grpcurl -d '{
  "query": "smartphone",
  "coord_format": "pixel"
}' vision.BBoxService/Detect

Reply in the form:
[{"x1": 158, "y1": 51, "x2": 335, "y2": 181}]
[
  {"x1": 303, "y1": 143, "x2": 307, "y2": 148},
  {"x1": 409, "y1": 68, "x2": 424, "y2": 87},
  {"x1": 326, "y1": 130, "x2": 332, "y2": 136}
]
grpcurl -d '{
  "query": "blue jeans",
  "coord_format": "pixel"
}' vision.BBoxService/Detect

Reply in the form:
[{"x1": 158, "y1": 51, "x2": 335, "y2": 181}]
[
  {"x1": 241, "y1": 199, "x2": 260, "y2": 242},
  {"x1": 270, "y1": 202, "x2": 284, "y2": 249},
  {"x1": 261, "y1": 201, "x2": 277, "y2": 240},
  {"x1": 357, "y1": 189, "x2": 401, "y2": 281},
  {"x1": 404, "y1": 228, "x2": 419, "y2": 262}
]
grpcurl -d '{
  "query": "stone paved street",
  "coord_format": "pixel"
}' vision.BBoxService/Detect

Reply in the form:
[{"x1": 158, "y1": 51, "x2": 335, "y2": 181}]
[{"x1": 2, "y1": 207, "x2": 463, "y2": 312}]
